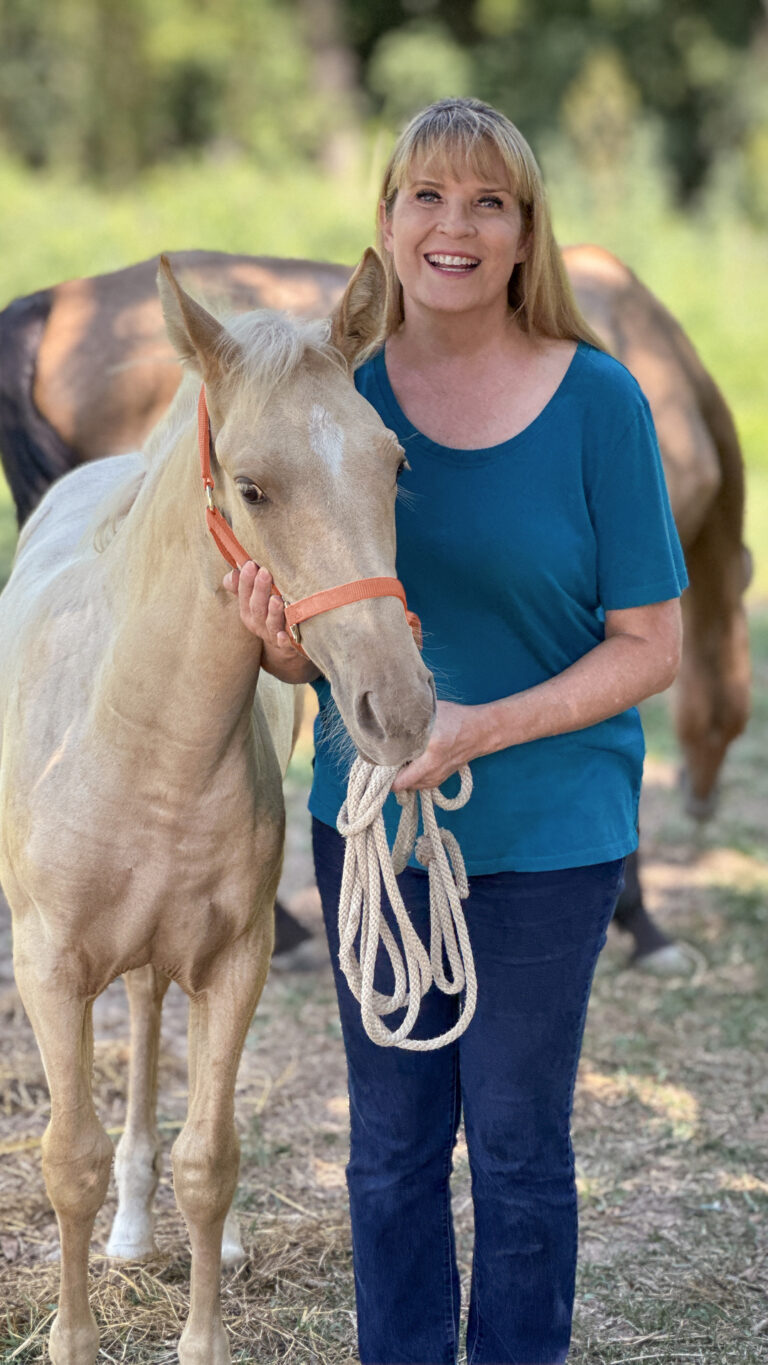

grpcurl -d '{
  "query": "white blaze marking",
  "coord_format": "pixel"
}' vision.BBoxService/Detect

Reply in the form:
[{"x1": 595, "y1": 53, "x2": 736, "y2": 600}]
[{"x1": 309, "y1": 404, "x2": 345, "y2": 476}]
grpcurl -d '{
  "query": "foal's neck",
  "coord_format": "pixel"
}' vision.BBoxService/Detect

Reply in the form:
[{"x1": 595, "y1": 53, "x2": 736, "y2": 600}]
[{"x1": 98, "y1": 420, "x2": 263, "y2": 761}]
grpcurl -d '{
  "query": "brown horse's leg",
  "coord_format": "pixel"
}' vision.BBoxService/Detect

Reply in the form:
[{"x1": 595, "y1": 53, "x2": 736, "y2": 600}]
[
  {"x1": 612, "y1": 848, "x2": 674, "y2": 957},
  {"x1": 107, "y1": 965, "x2": 171, "y2": 1258},
  {"x1": 172, "y1": 929, "x2": 271, "y2": 1365},
  {"x1": 676, "y1": 504, "x2": 751, "y2": 819},
  {"x1": 14, "y1": 960, "x2": 112, "y2": 1365}
]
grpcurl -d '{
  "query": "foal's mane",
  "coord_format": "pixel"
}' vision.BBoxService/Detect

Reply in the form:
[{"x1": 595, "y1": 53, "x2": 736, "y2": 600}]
[{"x1": 92, "y1": 307, "x2": 344, "y2": 552}]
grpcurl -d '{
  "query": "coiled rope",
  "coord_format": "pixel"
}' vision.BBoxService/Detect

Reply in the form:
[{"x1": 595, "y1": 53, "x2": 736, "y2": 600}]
[{"x1": 336, "y1": 757, "x2": 476, "y2": 1050}]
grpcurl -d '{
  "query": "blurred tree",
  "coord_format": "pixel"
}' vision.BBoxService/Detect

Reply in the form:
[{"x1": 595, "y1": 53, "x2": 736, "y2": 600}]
[
  {"x1": 296, "y1": 0, "x2": 362, "y2": 174},
  {"x1": 367, "y1": 19, "x2": 473, "y2": 124},
  {"x1": 0, "y1": 0, "x2": 765, "y2": 217},
  {"x1": 345, "y1": 0, "x2": 767, "y2": 209}
]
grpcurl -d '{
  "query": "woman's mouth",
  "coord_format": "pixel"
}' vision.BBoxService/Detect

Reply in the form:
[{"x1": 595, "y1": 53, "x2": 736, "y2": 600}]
[{"x1": 424, "y1": 253, "x2": 480, "y2": 274}]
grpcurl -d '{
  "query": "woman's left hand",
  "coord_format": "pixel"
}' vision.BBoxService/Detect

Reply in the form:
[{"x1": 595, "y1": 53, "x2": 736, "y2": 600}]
[{"x1": 391, "y1": 700, "x2": 485, "y2": 793}]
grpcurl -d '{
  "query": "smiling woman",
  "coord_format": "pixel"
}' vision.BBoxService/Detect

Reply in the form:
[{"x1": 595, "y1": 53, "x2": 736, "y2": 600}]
[{"x1": 227, "y1": 97, "x2": 687, "y2": 1365}]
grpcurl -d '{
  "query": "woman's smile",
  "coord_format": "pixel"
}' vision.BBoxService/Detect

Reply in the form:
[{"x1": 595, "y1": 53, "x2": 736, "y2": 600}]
[{"x1": 423, "y1": 252, "x2": 481, "y2": 274}]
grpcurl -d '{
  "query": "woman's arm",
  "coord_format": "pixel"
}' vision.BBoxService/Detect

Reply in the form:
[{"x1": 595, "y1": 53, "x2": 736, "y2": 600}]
[
  {"x1": 392, "y1": 598, "x2": 682, "y2": 792},
  {"x1": 223, "y1": 562, "x2": 321, "y2": 684}
]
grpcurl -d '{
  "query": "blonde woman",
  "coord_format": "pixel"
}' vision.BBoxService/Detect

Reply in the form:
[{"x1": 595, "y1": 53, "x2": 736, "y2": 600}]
[{"x1": 227, "y1": 98, "x2": 685, "y2": 1364}]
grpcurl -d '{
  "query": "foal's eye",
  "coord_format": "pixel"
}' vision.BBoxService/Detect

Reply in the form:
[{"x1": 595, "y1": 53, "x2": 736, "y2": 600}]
[
  {"x1": 396, "y1": 456, "x2": 410, "y2": 480},
  {"x1": 236, "y1": 478, "x2": 267, "y2": 506}
]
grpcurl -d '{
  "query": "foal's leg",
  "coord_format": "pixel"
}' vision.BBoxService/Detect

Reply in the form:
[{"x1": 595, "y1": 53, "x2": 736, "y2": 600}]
[
  {"x1": 172, "y1": 935, "x2": 271, "y2": 1365},
  {"x1": 107, "y1": 965, "x2": 171, "y2": 1258},
  {"x1": 15, "y1": 967, "x2": 113, "y2": 1365},
  {"x1": 185, "y1": 979, "x2": 246, "y2": 1266}
]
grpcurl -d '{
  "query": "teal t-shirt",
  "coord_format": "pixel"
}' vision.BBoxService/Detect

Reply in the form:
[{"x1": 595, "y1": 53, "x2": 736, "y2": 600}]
[{"x1": 309, "y1": 341, "x2": 688, "y2": 873}]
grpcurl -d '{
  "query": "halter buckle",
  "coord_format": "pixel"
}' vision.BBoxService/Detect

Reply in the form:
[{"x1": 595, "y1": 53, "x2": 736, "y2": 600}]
[{"x1": 284, "y1": 604, "x2": 302, "y2": 647}]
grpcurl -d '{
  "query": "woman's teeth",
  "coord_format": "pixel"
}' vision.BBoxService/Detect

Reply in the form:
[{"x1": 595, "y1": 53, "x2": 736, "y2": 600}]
[{"x1": 425, "y1": 254, "x2": 479, "y2": 272}]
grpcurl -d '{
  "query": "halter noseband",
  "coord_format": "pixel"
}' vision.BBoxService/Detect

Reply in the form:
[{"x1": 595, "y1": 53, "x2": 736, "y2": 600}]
[{"x1": 198, "y1": 386, "x2": 422, "y2": 656}]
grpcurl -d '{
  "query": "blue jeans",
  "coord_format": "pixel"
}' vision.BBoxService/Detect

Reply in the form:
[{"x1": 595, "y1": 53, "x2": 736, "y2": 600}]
[{"x1": 312, "y1": 817, "x2": 624, "y2": 1365}]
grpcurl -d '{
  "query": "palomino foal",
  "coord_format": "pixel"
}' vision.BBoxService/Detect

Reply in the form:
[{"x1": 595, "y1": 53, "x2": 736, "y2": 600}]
[{"x1": 0, "y1": 252, "x2": 435, "y2": 1365}]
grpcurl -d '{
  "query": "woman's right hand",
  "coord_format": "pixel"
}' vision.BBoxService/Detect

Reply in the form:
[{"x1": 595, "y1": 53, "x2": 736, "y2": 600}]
[{"x1": 223, "y1": 561, "x2": 320, "y2": 683}]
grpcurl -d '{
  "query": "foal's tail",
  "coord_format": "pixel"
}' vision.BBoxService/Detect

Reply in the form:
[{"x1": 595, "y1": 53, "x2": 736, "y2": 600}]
[{"x1": 0, "y1": 288, "x2": 76, "y2": 527}]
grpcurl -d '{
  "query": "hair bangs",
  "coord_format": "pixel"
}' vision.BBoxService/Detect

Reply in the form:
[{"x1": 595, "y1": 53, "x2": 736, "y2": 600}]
[{"x1": 383, "y1": 101, "x2": 535, "y2": 213}]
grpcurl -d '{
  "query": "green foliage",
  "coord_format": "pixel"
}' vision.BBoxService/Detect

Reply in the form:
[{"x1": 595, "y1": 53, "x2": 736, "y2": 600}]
[
  {"x1": 0, "y1": 0, "x2": 334, "y2": 180},
  {"x1": 367, "y1": 20, "x2": 473, "y2": 125},
  {"x1": 0, "y1": 0, "x2": 766, "y2": 216}
]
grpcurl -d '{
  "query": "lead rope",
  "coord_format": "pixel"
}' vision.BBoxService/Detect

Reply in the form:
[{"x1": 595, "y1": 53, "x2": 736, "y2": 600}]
[{"x1": 336, "y1": 757, "x2": 476, "y2": 1050}]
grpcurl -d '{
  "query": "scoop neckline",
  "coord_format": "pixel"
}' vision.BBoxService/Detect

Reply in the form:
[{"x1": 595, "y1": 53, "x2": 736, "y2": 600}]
[{"x1": 371, "y1": 340, "x2": 587, "y2": 464}]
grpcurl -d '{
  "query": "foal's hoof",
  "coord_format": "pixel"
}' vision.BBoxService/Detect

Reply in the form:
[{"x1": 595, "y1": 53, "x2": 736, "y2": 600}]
[
  {"x1": 106, "y1": 1211, "x2": 157, "y2": 1260},
  {"x1": 221, "y1": 1209, "x2": 247, "y2": 1266},
  {"x1": 178, "y1": 1320, "x2": 231, "y2": 1364},
  {"x1": 631, "y1": 942, "x2": 696, "y2": 976},
  {"x1": 49, "y1": 1312, "x2": 99, "y2": 1365}
]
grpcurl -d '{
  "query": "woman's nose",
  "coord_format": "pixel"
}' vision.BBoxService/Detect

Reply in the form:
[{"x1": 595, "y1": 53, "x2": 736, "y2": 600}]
[{"x1": 437, "y1": 202, "x2": 476, "y2": 236}]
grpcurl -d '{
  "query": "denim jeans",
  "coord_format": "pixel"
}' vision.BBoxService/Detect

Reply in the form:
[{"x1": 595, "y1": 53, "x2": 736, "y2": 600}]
[{"x1": 312, "y1": 817, "x2": 624, "y2": 1365}]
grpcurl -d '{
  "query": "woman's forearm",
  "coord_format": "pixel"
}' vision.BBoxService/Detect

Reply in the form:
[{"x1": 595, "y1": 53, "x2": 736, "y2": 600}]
[
  {"x1": 473, "y1": 627, "x2": 680, "y2": 758},
  {"x1": 391, "y1": 600, "x2": 681, "y2": 793}
]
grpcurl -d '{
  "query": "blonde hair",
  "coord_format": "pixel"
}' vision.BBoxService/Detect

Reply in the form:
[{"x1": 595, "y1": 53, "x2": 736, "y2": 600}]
[{"x1": 376, "y1": 97, "x2": 604, "y2": 348}]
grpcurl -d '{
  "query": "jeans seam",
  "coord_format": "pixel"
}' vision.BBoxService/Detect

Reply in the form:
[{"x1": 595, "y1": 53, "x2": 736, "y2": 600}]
[{"x1": 559, "y1": 864, "x2": 624, "y2": 1314}]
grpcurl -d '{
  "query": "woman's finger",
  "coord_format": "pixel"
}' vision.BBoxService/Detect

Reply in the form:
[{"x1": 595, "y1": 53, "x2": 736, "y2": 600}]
[
  {"x1": 266, "y1": 592, "x2": 289, "y2": 639},
  {"x1": 233, "y1": 561, "x2": 268, "y2": 639}
]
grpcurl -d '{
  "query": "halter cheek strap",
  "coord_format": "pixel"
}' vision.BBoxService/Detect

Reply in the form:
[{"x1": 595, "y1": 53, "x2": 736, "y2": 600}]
[{"x1": 197, "y1": 386, "x2": 422, "y2": 654}]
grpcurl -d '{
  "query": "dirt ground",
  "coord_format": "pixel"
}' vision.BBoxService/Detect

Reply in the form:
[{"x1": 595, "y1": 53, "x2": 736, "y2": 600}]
[{"x1": 1, "y1": 645, "x2": 767, "y2": 1364}]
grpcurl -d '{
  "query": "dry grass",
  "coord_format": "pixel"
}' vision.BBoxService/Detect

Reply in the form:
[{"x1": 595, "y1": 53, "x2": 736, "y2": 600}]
[{"x1": 1, "y1": 615, "x2": 767, "y2": 1363}]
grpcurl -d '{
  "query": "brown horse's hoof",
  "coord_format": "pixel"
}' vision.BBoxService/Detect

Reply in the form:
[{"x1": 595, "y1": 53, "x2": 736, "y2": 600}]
[
  {"x1": 678, "y1": 767, "x2": 720, "y2": 823},
  {"x1": 630, "y1": 942, "x2": 696, "y2": 976}
]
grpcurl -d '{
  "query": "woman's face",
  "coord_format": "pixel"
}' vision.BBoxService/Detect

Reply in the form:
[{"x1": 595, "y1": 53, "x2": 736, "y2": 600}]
[{"x1": 379, "y1": 149, "x2": 528, "y2": 321}]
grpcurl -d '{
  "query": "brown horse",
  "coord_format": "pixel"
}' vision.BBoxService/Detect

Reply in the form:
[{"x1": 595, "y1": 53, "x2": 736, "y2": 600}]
[{"x1": 0, "y1": 247, "x2": 751, "y2": 966}]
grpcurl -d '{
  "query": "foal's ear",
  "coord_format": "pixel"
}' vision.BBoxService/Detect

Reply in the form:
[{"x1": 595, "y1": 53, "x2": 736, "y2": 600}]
[
  {"x1": 329, "y1": 247, "x2": 387, "y2": 371},
  {"x1": 157, "y1": 255, "x2": 241, "y2": 386}
]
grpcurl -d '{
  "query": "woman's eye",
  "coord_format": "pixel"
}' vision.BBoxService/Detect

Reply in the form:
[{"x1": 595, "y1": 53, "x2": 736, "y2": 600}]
[
  {"x1": 415, "y1": 190, "x2": 439, "y2": 202},
  {"x1": 479, "y1": 196, "x2": 504, "y2": 209},
  {"x1": 236, "y1": 479, "x2": 266, "y2": 505}
]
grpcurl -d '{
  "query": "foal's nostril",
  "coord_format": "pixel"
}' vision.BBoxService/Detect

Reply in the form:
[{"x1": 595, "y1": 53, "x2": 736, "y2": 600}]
[{"x1": 355, "y1": 690, "x2": 388, "y2": 744}]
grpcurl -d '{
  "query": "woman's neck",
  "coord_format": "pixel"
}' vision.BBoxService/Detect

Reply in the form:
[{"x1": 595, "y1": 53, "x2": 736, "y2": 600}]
[{"x1": 389, "y1": 301, "x2": 535, "y2": 369}]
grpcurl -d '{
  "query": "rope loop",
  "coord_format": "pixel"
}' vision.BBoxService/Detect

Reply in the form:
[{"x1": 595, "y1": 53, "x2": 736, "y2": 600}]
[{"x1": 336, "y1": 756, "x2": 477, "y2": 1051}]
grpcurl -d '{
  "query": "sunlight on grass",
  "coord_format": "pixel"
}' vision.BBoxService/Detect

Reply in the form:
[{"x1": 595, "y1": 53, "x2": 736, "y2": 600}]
[
  {"x1": 580, "y1": 1067, "x2": 700, "y2": 1139},
  {"x1": 718, "y1": 1171, "x2": 768, "y2": 1194}
]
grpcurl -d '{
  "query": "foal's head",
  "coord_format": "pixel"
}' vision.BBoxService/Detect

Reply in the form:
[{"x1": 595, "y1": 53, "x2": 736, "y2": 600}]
[{"x1": 158, "y1": 252, "x2": 435, "y2": 766}]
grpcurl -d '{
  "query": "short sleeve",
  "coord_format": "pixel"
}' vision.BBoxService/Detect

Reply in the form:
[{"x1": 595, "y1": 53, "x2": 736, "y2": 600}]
[{"x1": 586, "y1": 398, "x2": 688, "y2": 610}]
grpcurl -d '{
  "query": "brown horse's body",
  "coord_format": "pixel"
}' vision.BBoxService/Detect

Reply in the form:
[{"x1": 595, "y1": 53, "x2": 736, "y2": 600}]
[{"x1": 0, "y1": 247, "x2": 751, "y2": 965}]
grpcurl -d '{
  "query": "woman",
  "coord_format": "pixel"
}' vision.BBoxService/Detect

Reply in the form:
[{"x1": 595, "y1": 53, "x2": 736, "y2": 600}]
[{"x1": 226, "y1": 98, "x2": 686, "y2": 1365}]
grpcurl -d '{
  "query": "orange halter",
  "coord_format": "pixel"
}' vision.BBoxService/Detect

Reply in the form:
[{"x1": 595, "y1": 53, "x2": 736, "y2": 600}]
[{"x1": 198, "y1": 387, "x2": 422, "y2": 655}]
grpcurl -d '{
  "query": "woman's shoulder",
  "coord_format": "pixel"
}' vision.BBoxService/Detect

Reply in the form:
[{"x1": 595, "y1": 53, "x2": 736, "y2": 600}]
[
  {"x1": 574, "y1": 342, "x2": 649, "y2": 423},
  {"x1": 353, "y1": 349, "x2": 384, "y2": 399}
]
